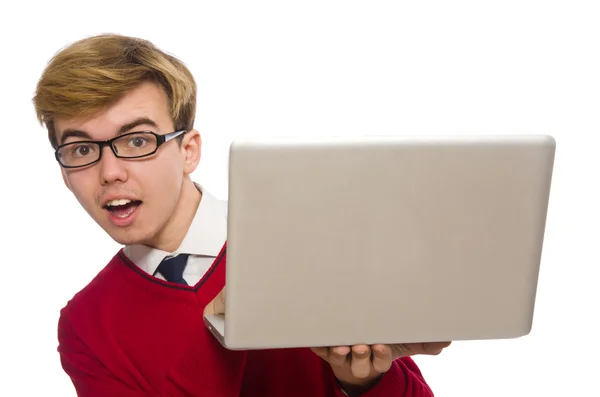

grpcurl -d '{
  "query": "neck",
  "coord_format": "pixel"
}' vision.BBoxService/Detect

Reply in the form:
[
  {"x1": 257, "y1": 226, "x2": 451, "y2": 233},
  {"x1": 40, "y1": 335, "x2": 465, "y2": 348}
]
[{"x1": 147, "y1": 178, "x2": 201, "y2": 252}]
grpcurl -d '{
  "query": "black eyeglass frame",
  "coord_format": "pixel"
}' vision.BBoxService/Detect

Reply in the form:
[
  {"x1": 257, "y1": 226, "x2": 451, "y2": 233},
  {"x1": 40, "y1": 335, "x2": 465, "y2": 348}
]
[{"x1": 54, "y1": 129, "x2": 187, "y2": 169}]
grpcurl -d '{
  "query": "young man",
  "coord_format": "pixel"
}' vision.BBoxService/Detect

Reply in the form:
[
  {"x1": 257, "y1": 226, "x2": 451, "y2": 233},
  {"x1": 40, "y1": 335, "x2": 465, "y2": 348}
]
[{"x1": 34, "y1": 34, "x2": 450, "y2": 397}]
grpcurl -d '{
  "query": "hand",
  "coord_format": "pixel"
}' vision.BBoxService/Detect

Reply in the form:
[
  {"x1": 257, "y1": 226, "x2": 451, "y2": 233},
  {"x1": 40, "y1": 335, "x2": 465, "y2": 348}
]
[
  {"x1": 311, "y1": 342, "x2": 451, "y2": 394},
  {"x1": 204, "y1": 288, "x2": 451, "y2": 394},
  {"x1": 204, "y1": 286, "x2": 226, "y2": 316}
]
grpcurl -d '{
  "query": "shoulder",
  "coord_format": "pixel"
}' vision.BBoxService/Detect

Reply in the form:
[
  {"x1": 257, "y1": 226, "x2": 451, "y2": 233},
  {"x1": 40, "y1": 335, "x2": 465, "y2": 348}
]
[
  {"x1": 60, "y1": 250, "x2": 126, "y2": 321},
  {"x1": 195, "y1": 182, "x2": 228, "y2": 218},
  {"x1": 220, "y1": 198, "x2": 228, "y2": 219}
]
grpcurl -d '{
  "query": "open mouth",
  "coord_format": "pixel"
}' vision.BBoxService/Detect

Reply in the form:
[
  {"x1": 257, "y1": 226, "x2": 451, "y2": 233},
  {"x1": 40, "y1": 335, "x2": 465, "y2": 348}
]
[{"x1": 104, "y1": 199, "x2": 142, "y2": 219}]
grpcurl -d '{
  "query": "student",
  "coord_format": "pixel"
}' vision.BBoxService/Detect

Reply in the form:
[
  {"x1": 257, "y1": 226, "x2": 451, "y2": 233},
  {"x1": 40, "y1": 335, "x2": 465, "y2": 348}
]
[{"x1": 33, "y1": 34, "x2": 450, "y2": 397}]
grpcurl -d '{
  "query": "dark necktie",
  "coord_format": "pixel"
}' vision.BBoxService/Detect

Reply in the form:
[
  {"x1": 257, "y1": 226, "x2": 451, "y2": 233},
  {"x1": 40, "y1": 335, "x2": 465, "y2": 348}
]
[{"x1": 155, "y1": 254, "x2": 190, "y2": 285}]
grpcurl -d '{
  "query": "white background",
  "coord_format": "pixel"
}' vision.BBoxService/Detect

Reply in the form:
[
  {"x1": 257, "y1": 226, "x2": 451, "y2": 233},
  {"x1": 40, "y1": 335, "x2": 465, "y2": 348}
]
[{"x1": 1, "y1": 1, "x2": 599, "y2": 396}]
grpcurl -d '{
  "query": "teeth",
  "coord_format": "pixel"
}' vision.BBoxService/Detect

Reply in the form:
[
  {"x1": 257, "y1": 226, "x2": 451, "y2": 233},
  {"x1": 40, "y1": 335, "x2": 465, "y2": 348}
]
[{"x1": 106, "y1": 199, "x2": 132, "y2": 207}]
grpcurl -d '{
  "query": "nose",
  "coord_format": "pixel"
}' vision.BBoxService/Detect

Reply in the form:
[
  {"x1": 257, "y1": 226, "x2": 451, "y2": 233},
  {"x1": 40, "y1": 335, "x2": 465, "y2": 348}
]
[{"x1": 98, "y1": 146, "x2": 128, "y2": 186}]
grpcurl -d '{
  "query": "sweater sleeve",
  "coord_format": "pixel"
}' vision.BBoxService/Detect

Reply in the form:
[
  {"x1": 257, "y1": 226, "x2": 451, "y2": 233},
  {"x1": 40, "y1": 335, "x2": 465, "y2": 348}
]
[
  {"x1": 331, "y1": 357, "x2": 434, "y2": 397},
  {"x1": 58, "y1": 312, "x2": 246, "y2": 397}
]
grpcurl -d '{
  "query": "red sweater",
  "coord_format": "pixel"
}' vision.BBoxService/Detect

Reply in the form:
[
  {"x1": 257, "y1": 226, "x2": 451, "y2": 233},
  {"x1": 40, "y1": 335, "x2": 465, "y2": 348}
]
[{"x1": 58, "y1": 243, "x2": 435, "y2": 397}]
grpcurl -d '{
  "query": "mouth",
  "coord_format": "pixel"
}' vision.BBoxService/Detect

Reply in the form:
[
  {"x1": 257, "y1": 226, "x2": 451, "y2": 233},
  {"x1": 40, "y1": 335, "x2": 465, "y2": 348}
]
[{"x1": 104, "y1": 199, "x2": 143, "y2": 219}]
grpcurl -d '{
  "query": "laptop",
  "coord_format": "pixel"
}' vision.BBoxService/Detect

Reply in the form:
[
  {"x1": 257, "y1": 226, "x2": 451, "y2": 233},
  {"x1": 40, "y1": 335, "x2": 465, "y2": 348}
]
[{"x1": 203, "y1": 134, "x2": 556, "y2": 350}]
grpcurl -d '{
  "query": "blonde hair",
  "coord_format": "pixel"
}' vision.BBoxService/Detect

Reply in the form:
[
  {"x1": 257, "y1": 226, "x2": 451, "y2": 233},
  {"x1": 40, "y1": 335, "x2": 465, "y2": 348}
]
[{"x1": 33, "y1": 34, "x2": 196, "y2": 148}]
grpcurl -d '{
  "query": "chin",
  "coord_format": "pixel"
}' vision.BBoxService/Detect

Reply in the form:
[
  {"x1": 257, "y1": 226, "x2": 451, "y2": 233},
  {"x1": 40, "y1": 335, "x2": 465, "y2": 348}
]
[
  {"x1": 104, "y1": 227, "x2": 153, "y2": 247},
  {"x1": 111, "y1": 235, "x2": 143, "y2": 246},
  {"x1": 92, "y1": 210, "x2": 159, "y2": 247}
]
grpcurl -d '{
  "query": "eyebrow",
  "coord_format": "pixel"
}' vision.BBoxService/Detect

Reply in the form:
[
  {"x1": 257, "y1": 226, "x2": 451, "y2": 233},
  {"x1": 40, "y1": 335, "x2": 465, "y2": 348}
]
[{"x1": 59, "y1": 117, "x2": 160, "y2": 145}]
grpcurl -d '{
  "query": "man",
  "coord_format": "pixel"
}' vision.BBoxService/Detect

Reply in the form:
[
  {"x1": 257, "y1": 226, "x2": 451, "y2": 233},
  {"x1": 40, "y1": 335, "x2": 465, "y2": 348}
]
[{"x1": 34, "y1": 34, "x2": 450, "y2": 396}]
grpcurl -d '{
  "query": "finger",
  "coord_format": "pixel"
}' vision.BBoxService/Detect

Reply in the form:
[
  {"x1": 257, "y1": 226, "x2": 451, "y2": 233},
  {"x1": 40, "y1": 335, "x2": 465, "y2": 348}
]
[
  {"x1": 310, "y1": 347, "x2": 330, "y2": 360},
  {"x1": 204, "y1": 287, "x2": 226, "y2": 316},
  {"x1": 389, "y1": 344, "x2": 411, "y2": 359},
  {"x1": 328, "y1": 346, "x2": 351, "y2": 368},
  {"x1": 407, "y1": 342, "x2": 451, "y2": 356},
  {"x1": 391, "y1": 341, "x2": 451, "y2": 358},
  {"x1": 371, "y1": 344, "x2": 393, "y2": 373},
  {"x1": 350, "y1": 345, "x2": 372, "y2": 379},
  {"x1": 422, "y1": 341, "x2": 452, "y2": 355}
]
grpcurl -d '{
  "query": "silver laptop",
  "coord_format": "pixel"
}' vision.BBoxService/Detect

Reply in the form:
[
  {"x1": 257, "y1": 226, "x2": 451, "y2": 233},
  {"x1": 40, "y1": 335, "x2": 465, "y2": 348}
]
[{"x1": 204, "y1": 134, "x2": 556, "y2": 350}]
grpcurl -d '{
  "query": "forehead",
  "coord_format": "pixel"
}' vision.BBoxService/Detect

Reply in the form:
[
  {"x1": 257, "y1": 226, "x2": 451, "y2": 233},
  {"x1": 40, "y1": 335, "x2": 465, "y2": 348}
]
[{"x1": 54, "y1": 82, "x2": 172, "y2": 142}]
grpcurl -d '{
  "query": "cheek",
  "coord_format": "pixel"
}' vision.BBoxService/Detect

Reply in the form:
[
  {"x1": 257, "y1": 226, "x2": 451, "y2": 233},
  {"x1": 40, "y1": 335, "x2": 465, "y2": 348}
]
[
  {"x1": 64, "y1": 173, "x2": 99, "y2": 209},
  {"x1": 136, "y1": 161, "x2": 184, "y2": 203}
]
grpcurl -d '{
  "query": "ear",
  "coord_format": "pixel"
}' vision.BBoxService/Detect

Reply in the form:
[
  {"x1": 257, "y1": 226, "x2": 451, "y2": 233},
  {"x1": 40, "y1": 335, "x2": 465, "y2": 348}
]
[
  {"x1": 60, "y1": 166, "x2": 73, "y2": 192},
  {"x1": 181, "y1": 129, "x2": 201, "y2": 175}
]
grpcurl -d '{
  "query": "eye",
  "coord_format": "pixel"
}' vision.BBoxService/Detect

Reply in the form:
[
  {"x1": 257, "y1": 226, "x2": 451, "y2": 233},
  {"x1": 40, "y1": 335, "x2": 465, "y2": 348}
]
[
  {"x1": 71, "y1": 143, "x2": 96, "y2": 157},
  {"x1": 126, "y1": 135, "x2": 150, "y2": 148}
]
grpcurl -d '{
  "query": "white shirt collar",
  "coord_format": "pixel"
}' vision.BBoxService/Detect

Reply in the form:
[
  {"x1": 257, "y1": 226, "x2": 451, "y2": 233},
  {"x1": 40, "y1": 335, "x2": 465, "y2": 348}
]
[{"x1": 123, "y1": 183, "x2": 227, "y2": 277}]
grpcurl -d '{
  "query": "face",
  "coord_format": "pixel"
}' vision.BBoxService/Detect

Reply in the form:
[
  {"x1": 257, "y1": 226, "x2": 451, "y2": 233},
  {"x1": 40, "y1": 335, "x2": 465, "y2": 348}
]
[{"x1": 54, "y1": 81, "x2": 201, "y2": 248}]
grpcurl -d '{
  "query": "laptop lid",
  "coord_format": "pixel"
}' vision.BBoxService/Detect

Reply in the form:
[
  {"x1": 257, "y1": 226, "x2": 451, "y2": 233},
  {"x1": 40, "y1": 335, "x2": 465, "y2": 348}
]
[{"x1": 220, "y1": 134, "x2": 555, "y2": 350}]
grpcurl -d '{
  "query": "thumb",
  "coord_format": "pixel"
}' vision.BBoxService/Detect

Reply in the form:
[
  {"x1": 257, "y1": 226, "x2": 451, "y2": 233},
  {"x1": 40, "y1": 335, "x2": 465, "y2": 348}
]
[{"x1": 204, "y1": 286, "x2": 226, "y2": 316}]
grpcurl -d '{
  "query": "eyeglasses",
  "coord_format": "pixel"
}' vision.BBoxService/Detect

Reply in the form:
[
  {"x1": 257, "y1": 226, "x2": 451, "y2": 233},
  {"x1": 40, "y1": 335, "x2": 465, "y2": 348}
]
[{"x1": 55, "y1": 130, "x2": 187, "y2": 169}]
